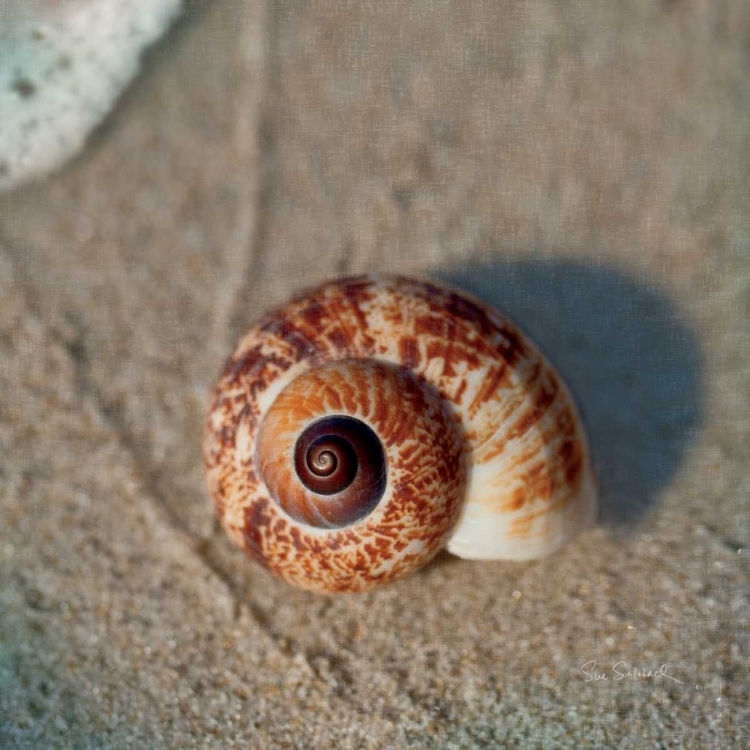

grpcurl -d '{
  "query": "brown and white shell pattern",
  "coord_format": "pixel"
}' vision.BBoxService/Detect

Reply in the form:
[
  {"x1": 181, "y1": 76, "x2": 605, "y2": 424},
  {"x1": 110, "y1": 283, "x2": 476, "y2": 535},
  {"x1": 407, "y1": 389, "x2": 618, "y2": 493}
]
[{"x1": 203, "y1": 275, "x2": 596, "y2": 593}]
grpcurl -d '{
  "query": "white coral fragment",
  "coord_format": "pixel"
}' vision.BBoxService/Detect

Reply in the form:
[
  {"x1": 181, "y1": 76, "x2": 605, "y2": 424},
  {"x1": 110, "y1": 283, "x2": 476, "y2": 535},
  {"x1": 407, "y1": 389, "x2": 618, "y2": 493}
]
[{"x1": 0, "y1": 0, "x2": 183, "y2": 191}]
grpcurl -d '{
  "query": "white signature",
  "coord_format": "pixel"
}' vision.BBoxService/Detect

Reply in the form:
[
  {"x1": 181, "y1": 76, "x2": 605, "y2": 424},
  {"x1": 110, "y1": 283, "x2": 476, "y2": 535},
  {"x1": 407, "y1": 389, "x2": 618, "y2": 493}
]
[{"x1": 581, "y1": 660, "x2": 684, "y2": 684}]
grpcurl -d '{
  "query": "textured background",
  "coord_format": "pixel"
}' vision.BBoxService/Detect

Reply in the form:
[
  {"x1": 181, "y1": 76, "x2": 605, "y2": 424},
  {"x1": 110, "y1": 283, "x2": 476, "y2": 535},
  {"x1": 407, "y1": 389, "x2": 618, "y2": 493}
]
[{"x1": 1, "y1": 1, "x2": 748, "y2": 747}]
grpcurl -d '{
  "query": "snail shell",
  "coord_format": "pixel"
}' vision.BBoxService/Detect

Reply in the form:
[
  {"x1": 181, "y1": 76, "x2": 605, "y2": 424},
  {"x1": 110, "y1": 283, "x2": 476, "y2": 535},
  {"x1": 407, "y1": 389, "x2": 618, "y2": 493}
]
[{"x1": 203, "y1": 276, "x2": 596, "y2": 593}]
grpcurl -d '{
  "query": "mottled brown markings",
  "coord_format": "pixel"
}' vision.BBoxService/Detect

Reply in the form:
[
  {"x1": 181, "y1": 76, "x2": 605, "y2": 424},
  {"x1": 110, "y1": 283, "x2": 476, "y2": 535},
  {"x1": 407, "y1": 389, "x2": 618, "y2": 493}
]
[
  {"x1": 322, "y1": 328, "x2": 346, "y2": 352},
  {"x1": 383, "y1": 401, "x2": 412, "y2": 449},
  {"x1": 226, "y1": 343, "x2": 265, "y2": 385},
  {"x1": 300, "y1": 294, "x2": 350, "y2": 355},
  {"x1": 326, "y1": 388, "x2": 342, "y2": 411},
  {"x1": 324, "y1": 297, "x2": 357, "y2": 352},
  {"x1": 218, "y1": 423, "x2": 234, "y2": 451},
  {"x1": 336, "y1": 275, "x2": 373, "y2": 295},
  {"x1": 371, "y1": 525, "x2": 399, "y2": 539},
  {"x1": 468, "y1": 364, "x2": 512, "y2": 416},
  {"x1": 300, "y1": 298, "x2": 326, "y2": 328},
  {"x1": 479, "y1": 367, "x2": 559, "y2": 463},
  {"x1": 359, "y1": 377, "x2": 373, "y2": 417},
  {"x1": 336, "y1": 277, "x2": 378, "y2": 352},
  {"x1": 505, "y1": 403, "x2": 543, "y2": 443},
  {"x1": 487, "y1": 439, "x2": 544, "y2": 485},
  {"x1": 398, "y1": 441, "x2": 420, "y2": 465},
  {"x1": 325, "y1": 535, "x2": 342, "y2": 551},
  {"x1": 267, "y1": 317, "x2": 320, "y2": 362},
  {"x1": 495, "y1": 326, "x2": 527, "y2": 367},
  {"x1": 441, "y1": 289, "x2": 498, "y2": 340},
  {"x1": 371, "y1": 387, "x2": 389, "y2": 426},
  {"x1": 507, "y1": 487, "x2": 526, "y2": 512},
  {"x1": 507, "y1": 485, "x2": 578, "y2": 539},
  {"x1": 399, "y1": 336, "x2": 420, "y2": 370},
  {"x1": 426, "y1": 338, "x2": 486, "y2": 377},
  {"x1": 440, "y1": 350, "x2": 457, "y2": 378},
  {"x1": 289, "y1": 527, "x2": 308, "y2": 552},
  {"x1": 344, "y1": 529, "x2": 361, "y2": 545},
  {"x1": 385, "y1": 306, "x2": 404, "y2": 325},
  {"x1": 414, "y1": 314, "x2": 446, "y2": 339},
  {"x1": 452, "y1": 378, "x2": 468, "y2": 406},
  {"x1": 535, "y1": 376, "x2": 558, "y2": 414},
  {"x1": 338, "y1": 276, "x2": 377, "y2": 304},
  {"x1": 242, "y1": 499, "x2": 273, "y2": 568},
  {"x1": 561, "y1": 439, "x2": 584, "y2": 489},
  {"x1": 338, "y1": 371, "x2": 358, "y2": 414},
  {"x1": 558, "y1": 438, "x2": 576, "y2": 465},
  {"x1": 529, "y1": 469, "x2": 553, "y2": 502},
  {"x1": 508, "y1": 515, "x2": 533, "y2": 539}
]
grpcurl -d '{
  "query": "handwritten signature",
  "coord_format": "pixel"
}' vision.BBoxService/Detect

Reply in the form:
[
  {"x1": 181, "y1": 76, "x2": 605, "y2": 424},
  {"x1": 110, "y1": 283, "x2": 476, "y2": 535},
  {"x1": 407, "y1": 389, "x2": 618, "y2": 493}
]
[{"x1": 581, "y1": 660, "x2": 684, "y2": 684}]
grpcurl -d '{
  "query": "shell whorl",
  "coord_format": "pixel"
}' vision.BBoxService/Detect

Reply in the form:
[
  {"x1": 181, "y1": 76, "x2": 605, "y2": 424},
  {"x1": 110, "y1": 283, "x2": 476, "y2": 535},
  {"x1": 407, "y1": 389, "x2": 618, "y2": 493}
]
[
  {"x1": 255, "y1": 360, "x2": 463, "y2": 539},
  {"x1": 208, "y1": 355, "x2": 465, "y2": 593},
  {"x1": 203, "y1": 275, "x2": 596, "y2": 593}
]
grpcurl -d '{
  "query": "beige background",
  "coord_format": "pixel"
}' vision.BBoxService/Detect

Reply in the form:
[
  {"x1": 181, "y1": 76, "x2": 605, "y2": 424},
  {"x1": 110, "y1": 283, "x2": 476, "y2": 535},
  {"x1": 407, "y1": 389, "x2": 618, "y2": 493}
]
[{"x1": 1, "y1": 1, "x2": 748, "y2": 747}]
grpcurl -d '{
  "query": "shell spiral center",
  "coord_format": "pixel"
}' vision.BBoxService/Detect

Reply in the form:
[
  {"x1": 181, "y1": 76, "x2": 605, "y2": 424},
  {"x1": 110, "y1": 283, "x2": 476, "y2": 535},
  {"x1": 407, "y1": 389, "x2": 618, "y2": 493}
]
[{"x1": 293, "y1": 415, "x2": 386, "y2": 512}]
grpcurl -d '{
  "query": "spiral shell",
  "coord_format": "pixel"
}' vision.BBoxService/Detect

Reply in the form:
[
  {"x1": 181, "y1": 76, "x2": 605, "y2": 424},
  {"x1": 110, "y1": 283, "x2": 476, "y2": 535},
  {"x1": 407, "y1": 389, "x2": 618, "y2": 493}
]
[{"x1": 203, "y1": 275, "x2": 596, "y2": 593}]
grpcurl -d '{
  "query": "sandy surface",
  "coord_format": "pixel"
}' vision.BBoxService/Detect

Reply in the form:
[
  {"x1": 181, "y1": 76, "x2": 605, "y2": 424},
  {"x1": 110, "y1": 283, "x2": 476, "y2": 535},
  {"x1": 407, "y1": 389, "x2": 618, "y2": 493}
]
[{"x1": 1, "y1": 1, "x2": 748, "y2": 747}]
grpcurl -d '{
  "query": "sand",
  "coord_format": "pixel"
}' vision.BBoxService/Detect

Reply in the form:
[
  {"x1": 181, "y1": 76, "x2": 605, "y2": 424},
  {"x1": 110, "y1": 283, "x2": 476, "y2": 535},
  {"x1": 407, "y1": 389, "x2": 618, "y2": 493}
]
[{"x1": 1, "y1": 1, "x2": 748, "y2": 747}]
